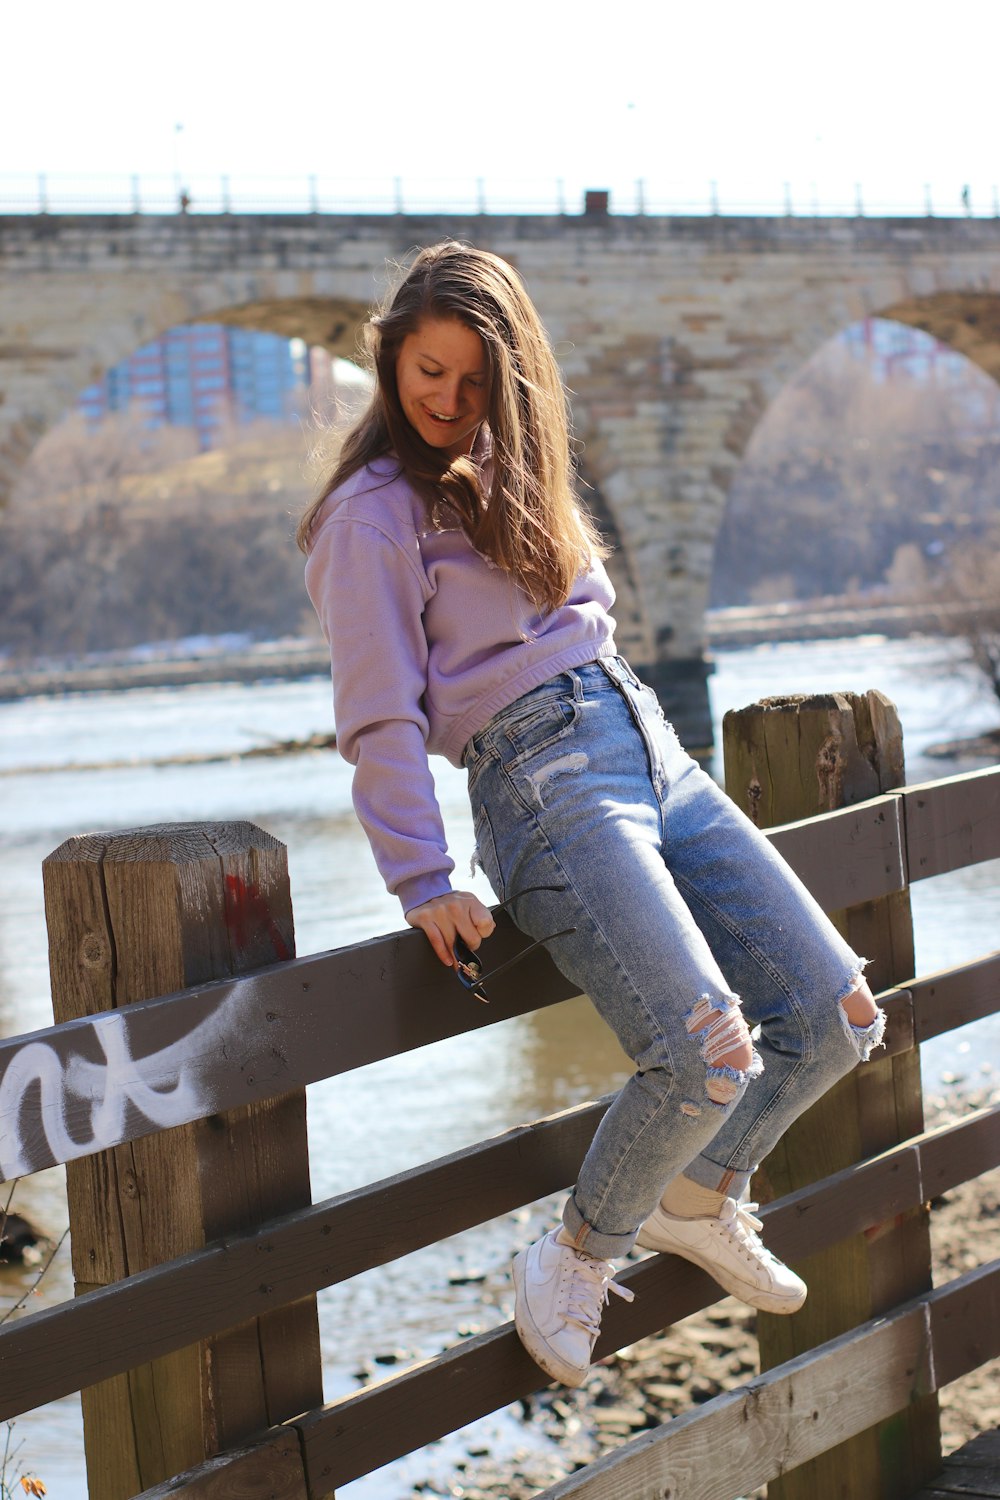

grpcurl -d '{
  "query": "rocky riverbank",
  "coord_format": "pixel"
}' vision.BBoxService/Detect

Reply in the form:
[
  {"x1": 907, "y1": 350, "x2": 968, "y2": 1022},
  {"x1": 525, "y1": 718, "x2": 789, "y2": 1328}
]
[
  {"x1": 925, "y1": 727, "x2": 1000, "y2": 760},
  {"x1": 0, "y1": 638, "x2": 331, "y2": 702},
  {"x1": 412, "y1": 1083, "x2": 999, "y2": 1500}
]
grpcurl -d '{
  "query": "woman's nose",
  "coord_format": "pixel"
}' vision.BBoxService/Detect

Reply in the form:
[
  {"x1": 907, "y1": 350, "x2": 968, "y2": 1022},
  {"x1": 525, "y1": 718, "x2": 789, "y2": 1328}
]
[{"x1": 435, "y1": 379, "x2": 461, "y2": 413}]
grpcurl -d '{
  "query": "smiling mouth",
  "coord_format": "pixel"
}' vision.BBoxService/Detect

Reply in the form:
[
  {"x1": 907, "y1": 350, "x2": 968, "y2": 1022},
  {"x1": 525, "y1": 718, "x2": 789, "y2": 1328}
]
[{"x1": 426, "y1": 410, "x2": 460, "y2": 424}]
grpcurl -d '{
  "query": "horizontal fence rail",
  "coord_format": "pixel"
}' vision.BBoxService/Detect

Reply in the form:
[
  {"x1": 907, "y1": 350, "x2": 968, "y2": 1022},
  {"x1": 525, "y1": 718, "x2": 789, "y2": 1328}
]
[
  {"x1": 2, "y1": 959, "x2": 1000, "y2": 1418},
  {"x1": 2, "y1": 766, "x2": 997, "y2": 1184},
  {"x1": 530, "y1": 1260, "x2": 1000, "y2": 1500},
  {"x1": 125, "y1": 1260, "x2": 1000, "y2": 1500},
  {"x1": 0, "y1": 1080, "x2": 995, "y2": 1423},
  {"x1": 3, "y1": 173, "x2": 1000, "y2": 219},
  {"x1": 155, "y1": 1106, "x2": 1000, "y2": 1492}
]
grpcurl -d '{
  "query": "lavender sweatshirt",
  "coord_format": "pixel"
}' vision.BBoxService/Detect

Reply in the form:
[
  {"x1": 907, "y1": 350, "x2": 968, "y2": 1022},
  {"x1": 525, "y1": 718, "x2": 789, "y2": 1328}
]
[{"x1": 305, "y1": 457, "x2": 617, "y2": 912}]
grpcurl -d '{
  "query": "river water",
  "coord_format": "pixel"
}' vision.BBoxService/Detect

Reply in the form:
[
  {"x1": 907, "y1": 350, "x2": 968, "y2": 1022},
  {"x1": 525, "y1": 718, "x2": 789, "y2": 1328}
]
[{"x1": 1, "y1": 635, "x2": 998, "y2": 1498}]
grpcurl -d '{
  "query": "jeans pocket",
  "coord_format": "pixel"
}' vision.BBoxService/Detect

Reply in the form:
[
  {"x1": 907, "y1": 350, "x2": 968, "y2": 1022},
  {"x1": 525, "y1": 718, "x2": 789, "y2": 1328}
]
[{"x1": 502, "y1": 695, "x2": 580, "y2": 768}]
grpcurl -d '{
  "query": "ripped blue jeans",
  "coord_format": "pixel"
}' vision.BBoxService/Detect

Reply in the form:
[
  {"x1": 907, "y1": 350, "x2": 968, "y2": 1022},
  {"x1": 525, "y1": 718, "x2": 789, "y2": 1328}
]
[{"x1": 463, "y1": 656, "x2": 884, "y2": 1260}]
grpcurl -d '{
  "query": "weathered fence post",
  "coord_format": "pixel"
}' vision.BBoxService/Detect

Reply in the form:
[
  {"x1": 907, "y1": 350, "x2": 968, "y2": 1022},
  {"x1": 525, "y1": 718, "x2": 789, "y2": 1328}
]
[
  {"x1": 42, "y1": 821, "x2": 320, "y2": 1500},
  {"x1": 723, "y1": 693, "x2": 940, "y2": 1500}
]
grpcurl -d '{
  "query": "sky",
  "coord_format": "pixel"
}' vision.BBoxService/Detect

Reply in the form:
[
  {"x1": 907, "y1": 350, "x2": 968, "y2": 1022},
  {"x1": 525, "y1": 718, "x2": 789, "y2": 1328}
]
[{"x1": 4, "y1": 0, "x2": 1000, "y2": 219}]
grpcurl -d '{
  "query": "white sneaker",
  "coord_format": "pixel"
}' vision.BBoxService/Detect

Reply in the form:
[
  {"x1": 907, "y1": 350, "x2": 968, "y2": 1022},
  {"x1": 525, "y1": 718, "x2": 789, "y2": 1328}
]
[
  {"x1": 512, "y1": 1230, "x2": 634, "y2": 1387},
  {"x1": 636, "y1": 1198, "x2": 807, "y2": 1314}
]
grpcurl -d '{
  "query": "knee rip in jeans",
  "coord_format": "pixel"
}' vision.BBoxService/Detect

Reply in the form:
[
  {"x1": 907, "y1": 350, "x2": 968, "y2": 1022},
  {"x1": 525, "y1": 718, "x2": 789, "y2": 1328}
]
[
  {"x1": 838, "y1": 974, "x2": 887, "y2": 1061},
  {"x1": 684, "y1": 994, "x2": 763, "y2": 1109}
]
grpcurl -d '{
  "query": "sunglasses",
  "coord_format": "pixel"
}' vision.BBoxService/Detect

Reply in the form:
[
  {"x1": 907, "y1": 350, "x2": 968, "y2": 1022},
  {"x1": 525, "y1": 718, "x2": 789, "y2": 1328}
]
[{"x1": 452, "y1": 884, "x2": 576, "y2": 1003}]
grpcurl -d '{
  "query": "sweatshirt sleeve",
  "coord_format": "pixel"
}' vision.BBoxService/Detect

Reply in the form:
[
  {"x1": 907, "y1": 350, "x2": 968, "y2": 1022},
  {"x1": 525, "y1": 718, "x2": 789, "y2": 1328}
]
[{"x1": 305, "y1": 511, "x2": 455, "y2": 913}]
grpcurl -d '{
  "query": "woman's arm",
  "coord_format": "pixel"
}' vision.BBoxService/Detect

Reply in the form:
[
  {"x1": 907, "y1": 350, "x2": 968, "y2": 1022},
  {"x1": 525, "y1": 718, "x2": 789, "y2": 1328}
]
[
  {"x1": 306, "y1": 512, "x2": 447, "y2": 895},
  {"x1": 306, "y1": 509, "x2": 494, "y2": 962}
]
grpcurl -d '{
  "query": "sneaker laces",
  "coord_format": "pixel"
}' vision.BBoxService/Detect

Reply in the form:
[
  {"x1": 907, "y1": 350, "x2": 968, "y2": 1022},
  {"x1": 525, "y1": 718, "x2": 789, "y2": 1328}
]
[
  {"x1": 563, "y1": 1253, "x2": 635, "y2": 1336},
  {"x1": 720, "y1": 1200, "x2": 780, "y2": 1266}
]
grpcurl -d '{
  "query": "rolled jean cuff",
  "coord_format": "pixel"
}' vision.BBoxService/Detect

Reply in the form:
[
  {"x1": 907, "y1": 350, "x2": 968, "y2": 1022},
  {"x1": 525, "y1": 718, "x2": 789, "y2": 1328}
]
[
  {"x1": 683, "y1": 1153, "x2": 754, "y2": 1201},
  {"x1": 561, "y1": 1193, "x2": 635, "y2": 1261}
]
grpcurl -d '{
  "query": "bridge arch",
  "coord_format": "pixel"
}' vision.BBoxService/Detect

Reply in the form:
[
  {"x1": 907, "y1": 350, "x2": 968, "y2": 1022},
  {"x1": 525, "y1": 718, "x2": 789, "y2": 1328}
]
[
  {"x1": 1, "y1": 268, "x2": 651, "y2": 687},
  {"x1": 709, "y1": 293, "x2": 1000, "y2": 617},
  {"x1": 877, "y1": 291, "x2": 1000, "y2": 383},
  {"x1": 0, "y1": 269, "x2": 379, "y2": 496}
]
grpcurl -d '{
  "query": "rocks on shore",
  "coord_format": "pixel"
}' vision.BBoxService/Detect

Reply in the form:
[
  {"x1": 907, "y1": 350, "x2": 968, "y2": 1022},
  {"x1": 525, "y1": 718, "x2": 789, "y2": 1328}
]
[{"x1": 0, "y1": 1211, "x2": 43, "y2": 1266}]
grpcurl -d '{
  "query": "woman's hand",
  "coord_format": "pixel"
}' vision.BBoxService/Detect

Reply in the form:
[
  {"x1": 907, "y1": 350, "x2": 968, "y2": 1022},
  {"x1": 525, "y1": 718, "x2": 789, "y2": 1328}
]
[{"x1": 405, "y1": 890, "x2": 496, "y2": 968}]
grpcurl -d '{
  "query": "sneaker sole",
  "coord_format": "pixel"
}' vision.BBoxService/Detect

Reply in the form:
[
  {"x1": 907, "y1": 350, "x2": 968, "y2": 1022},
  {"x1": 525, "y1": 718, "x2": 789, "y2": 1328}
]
[
  {"x1": 512, "y1": 1248, "x2": 590, "y2": 1388},
  {"x1": 635, "y1": 1226, "x2": 807, "y2": 1314}
]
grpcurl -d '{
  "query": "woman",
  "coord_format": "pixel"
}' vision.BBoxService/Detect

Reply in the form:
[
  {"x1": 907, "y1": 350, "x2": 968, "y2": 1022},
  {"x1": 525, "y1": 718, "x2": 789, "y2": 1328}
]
[{"x1": 300, "y1": 241, "x2": 885, "y2": 1389}]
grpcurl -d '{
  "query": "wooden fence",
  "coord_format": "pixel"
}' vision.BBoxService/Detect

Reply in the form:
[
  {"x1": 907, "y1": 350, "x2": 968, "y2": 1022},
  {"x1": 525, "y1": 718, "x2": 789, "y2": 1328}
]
[{"x1": 0, "y1": 692, "x2": 997, "y2": 1499}]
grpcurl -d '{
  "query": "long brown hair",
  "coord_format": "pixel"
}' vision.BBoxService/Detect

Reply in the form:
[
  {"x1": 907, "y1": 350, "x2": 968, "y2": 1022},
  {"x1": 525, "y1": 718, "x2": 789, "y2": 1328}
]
[{"x1": 297, "y1": 242, "x2": 608, "y2": 611}]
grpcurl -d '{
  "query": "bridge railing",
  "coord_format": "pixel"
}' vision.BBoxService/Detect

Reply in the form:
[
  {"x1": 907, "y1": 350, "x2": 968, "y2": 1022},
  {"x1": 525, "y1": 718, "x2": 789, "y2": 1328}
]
[
  {"x1": 0, "y1": 693, "x2": 997, "y2": 1499},
  {"x1": 2, "y1": 171, "x2": 999, "y2": 219}
]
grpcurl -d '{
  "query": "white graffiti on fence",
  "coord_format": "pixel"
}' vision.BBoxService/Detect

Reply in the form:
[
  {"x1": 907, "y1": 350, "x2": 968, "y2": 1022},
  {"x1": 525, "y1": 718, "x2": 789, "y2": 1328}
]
[{"x1": 0, "y1": 983, "x2": 253, "y2": 1179}]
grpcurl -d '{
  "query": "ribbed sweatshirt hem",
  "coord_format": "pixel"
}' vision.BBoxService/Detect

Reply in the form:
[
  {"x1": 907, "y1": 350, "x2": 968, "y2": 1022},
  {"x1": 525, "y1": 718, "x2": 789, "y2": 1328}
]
[{"x1": 437, "y1": 638, "x2": 620, "y2": 766}]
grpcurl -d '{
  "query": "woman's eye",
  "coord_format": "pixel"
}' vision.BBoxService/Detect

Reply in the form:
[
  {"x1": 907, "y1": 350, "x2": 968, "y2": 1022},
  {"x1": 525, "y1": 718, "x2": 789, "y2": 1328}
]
[{"x1": 419, "y1": 367, "x2": 441, "y2": 378}]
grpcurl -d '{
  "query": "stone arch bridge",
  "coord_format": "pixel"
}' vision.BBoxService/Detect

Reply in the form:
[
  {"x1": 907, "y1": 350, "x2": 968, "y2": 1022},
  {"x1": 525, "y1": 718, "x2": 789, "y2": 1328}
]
[{"x1": 3, "y1": 210, "x2": 1000, "y2": 745}]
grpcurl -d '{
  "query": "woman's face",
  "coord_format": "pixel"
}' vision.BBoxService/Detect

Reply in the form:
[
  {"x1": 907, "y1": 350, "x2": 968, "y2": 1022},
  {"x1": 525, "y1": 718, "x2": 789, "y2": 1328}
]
[{"x1": 395, "y1": 317, "x2": 489, "y2": 459}]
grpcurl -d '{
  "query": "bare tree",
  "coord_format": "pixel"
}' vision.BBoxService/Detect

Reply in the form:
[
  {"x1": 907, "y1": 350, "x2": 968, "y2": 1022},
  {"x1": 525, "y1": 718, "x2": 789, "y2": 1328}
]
[
  {"x1": 713, "y1": 335, "x2": 1000, "y2": 608},
  {"x1": 934, "y1": 540, "x2": 1000, "y2": 709},
  {"x1": 14, "y1": 411, "x2": 199, "y2": 508},
  {"x1": 1, "y1": 398, "x2": 347, "y2": 662}
]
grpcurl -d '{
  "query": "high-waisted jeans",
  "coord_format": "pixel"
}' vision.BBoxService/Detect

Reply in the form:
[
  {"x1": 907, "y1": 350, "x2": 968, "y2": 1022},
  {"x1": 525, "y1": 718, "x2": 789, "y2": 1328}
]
[{"x1": 463, "y1": 656, "x2": 884, "y2": 1260}]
